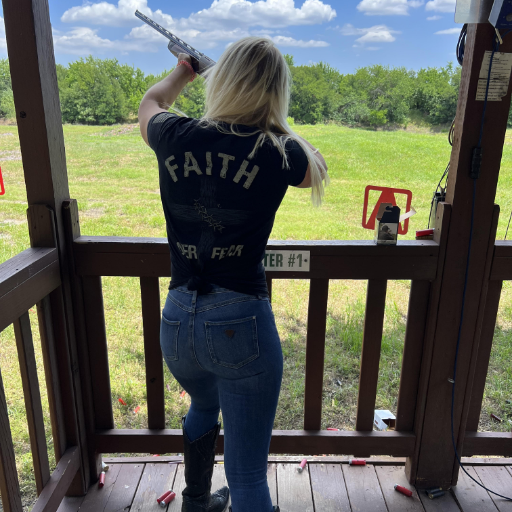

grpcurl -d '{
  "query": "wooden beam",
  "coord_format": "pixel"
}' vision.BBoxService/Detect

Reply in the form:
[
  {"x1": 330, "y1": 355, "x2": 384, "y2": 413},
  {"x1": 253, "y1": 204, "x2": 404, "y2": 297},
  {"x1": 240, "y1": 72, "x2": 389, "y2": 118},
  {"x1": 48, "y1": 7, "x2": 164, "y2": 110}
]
[
  {"x1": 13, "y1": 311, "x2": 51, "y2": 494},
  {"x1": 95, "y1": 429, "x2": 415, "y2": 457},
  {"x1": 412, "y1": 24, "x2": 512, "y2": 489},
  {"x1": 0, "y1": 366, "x2": 23, "y2": 512},
  {"x1": 462, "y1": 432, "x2": 512, "y2": 457},
  {"x1": 72, "y1": 238, "x2": 439, "y2": 280}
]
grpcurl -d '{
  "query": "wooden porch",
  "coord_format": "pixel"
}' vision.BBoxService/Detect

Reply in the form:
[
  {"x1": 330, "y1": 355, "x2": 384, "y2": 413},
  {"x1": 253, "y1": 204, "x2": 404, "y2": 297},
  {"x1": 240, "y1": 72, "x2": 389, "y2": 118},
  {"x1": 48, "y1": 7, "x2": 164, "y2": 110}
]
[
  {"x1": 2, "y1": 1, "x2": 512, "y2": 512},
  {"x1": 57, "y1": 457, "x2": 512, "y2": 512}
]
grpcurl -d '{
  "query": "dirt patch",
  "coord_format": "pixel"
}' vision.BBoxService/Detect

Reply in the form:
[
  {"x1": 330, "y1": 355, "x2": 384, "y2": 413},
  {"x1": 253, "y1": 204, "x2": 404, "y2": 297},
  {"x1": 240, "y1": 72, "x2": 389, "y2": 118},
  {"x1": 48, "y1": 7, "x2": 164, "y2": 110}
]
[
  {"x1": 0, "y1": 149, "x2": 22, "y2": 161},
  {"x1": 0, "y1": 219, "x2": 25, "y2": 225},
  {"x1": 82, "y1": 208, "x2": 105, "y2": 219},
  {"x1": 0, "y1": 132, "x2": 14, "y2": 137}
]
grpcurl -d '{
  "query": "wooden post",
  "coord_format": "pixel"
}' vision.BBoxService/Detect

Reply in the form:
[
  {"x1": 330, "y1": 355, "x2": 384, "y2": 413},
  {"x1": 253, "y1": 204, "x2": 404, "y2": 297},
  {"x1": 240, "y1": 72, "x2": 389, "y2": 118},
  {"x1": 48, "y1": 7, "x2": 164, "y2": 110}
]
[
  {"x1": 2, "y1": 0, "x2": 91, "y2": 494},
  {"x1": 409, "y1": 24, "x2": 512, "y2": 488}
]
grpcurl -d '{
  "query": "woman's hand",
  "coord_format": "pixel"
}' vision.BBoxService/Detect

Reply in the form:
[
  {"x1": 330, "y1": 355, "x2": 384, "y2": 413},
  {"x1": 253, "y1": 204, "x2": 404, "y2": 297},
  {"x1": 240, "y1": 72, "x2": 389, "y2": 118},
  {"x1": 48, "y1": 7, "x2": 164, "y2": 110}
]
[{"x1": 177, "y1": 52, "x2": 192, "y2": 64}]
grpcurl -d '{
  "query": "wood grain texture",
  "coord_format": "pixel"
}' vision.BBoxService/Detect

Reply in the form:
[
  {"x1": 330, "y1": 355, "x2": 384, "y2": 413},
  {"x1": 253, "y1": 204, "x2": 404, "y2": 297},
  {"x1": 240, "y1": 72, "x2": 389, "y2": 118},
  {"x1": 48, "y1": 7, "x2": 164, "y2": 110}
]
[
  {"x1": 95, "y1": 429, "x2": 415, "y2": 456},
  {"x1": 452, "y1": 466, "x2": 498, "y2": 512},
  {"x1": 276, "y1": 463, "x2": 314, "y2": 512},
  {"x1": 462, "y1": 432, "x2": 512, "y2": 457},
  {"x1": 396, "y1": 280, "x2": 431, "y2": 431},
  {"x1": 418, "y1": 489, "x2": 461, "y2": 512},
  {"x1": 473, "y1": 466, "x2": 512, "y2": 511},
  {"x1": 167, "y1": 463, "x2": 186, "y2": 512},
  {"x1": 309, "y1": 463, "x2": 351, "y2": 512},
  {"x1": 31, "y1": 447, "x2": 80, "y2": 512},
  {"x1": 82, "y1": 276, "x2": 114, "y2": 430},
  {"x1": 77, "y1": 463, "x2": 123, "y2": 512},
  {"x1": 140, "y1": 277, "x2": 165, "y2": 429},
  {"x1": 303, "y1": 278, "x2": 329, "y2": 430},
  {"x1": 267, "y1": 463, "x2": 278, "y2": 506},
  {"x1": 0, "y1": 366, "x2": 23, "y2": 512},
  {"x1": 102, "y1": 463, "x2": 144, "y2": 512},
  {"x1": 356, "y1": 279, "x2": 387, "y2": 432},
  {"x1": 13, "y1": 311, "x2": 50, "y2": 494},
  {"x1": 375, "y1": 465, "x2": 424, "y2": 511},
  {"x1": 341, "y1": 463, "x2": 387, "y2": 512},
  {"x1": 131, "y1": 462, "x2": 177, "y2": 511},
  {"x1": 55, "y1": 497, "x2": 85, "y2": 512}
]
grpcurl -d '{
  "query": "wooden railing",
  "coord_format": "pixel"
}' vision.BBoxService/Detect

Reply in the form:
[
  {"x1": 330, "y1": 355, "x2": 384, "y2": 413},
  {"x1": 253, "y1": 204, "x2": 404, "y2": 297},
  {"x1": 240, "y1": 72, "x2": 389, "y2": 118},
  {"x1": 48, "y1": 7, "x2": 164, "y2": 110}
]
[
  {"x1": 0, "y1": 248, "x2": 80, "y2": 512},
  {"x1": 63, "y1": 199, "x2": 442, "y2": 459}
]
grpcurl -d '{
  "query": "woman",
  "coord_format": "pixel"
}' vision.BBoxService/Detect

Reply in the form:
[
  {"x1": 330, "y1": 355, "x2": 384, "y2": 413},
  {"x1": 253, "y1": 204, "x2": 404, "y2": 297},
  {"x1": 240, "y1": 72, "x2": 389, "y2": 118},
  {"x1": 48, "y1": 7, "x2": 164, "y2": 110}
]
[{"x1": 138, "y1": 37, "x2": 328, "y2": 512}]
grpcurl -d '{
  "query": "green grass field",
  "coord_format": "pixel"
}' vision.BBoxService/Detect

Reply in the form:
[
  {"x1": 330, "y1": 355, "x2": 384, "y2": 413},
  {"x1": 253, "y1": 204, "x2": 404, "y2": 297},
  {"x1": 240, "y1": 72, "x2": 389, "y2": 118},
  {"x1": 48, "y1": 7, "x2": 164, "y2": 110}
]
[{"x1": 1, "y1": 123, "x2": 512, "y2": 509}]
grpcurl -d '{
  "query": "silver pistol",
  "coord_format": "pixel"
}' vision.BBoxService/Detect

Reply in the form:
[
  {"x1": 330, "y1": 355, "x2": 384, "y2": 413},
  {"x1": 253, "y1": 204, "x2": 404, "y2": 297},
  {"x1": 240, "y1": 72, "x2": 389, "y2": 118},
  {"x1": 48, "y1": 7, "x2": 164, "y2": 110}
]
[{"x1": 135, "y1": 10, "x2": 215, "y2": 75}]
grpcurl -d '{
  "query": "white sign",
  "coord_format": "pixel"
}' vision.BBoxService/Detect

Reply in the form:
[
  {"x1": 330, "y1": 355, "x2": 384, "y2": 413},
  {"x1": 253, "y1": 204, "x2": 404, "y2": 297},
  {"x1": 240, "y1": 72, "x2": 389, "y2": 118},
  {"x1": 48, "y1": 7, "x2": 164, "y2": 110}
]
[
  {"x1": 263, "y1": 251, "x2": 310, "y2": 272},
  {"x1": 476, "y1": 52, "x2": 512, "y2": 102}
]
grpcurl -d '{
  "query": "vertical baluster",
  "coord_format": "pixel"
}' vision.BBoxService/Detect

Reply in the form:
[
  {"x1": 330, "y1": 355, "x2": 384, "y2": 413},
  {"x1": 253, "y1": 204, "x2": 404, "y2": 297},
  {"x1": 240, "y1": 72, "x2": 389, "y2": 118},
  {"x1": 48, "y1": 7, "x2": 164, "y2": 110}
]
[
  {"x1": 82, "y1": 276, "x2": 114, "y2": 430},
  {"x1": 13, "y1": 311, "x2": 50, "y2": 494},
  {"x1": 356, "y1": 279, "x2": 387, "y2": 432},
  {"x1": 396, "y1": 280, "x2": 431, "y2": 432},
  {"x1": 466, "y1": 279, "x2": 503, "y2": 431},
  {"x1": 0, "y1": 363, "x2": 23, "y2": 512},
  {"x1": 303, "y1": 279, "x2": 329, "y2": 430},
  {"x1": 140, "y1": 277, "x2": 165, "y2": 429}
]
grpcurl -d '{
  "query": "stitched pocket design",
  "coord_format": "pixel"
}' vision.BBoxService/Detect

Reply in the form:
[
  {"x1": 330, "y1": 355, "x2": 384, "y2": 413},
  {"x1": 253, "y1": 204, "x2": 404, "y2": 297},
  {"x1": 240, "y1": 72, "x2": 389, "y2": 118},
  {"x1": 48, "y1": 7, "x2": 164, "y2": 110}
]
[
  {"x1": 160, "y1": 315, "x2": 180, "y2": 362},
  {"x1": 205, "y1": 316, "x2": 259, "y2": 369}
]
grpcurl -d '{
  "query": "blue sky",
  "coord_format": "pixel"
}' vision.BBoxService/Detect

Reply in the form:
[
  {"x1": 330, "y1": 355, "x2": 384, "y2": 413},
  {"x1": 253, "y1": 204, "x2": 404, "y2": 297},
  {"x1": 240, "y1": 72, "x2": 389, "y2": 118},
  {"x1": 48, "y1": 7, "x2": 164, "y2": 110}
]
[{"x1": 0, "y1": 0, "x2": 462, "y2": 76}]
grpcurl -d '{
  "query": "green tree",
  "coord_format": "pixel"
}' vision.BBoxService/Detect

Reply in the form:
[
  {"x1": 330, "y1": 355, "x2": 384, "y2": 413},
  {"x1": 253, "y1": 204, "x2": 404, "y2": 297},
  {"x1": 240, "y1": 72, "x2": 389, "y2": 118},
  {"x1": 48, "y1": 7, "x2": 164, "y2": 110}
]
[{"x1": 0, "y1": 58, "x2": 14, "y2": 119}]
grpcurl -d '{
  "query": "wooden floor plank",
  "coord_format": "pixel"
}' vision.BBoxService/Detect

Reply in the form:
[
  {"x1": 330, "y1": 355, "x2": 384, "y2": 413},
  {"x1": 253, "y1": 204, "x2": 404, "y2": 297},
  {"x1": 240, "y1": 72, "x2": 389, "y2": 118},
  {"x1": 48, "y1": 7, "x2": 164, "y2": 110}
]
[
  {"x1": 77, "y1": 462, "x2": 123, "y2": 512},
  {"x1": 474, "y1": 466, "x2": 512, "y2": 511},
  {"x1": 131, "y1": 463, "x2": 178, "y2": 512},
  {"x1": 211, "y1": 463, "x2": 230, "y2": 510},
  {"x1": 309, "y1": 463, "x2": 351, "y2": 512},
  {"x1": 167, "y1": 464, "x2": 186, "y2": 512},
  {"x1": 103, "y1": 463, "x2": 144, "y2": 512},
  {"x1": 375, "y1": 465, "x2": 424, "y2": 511},
  {"x1": 418, "y1": 489, "x2": 460, "y2": 512},
  {"x1": 55, "y1": 496, "x2": 85, "y2": 512},
  {"x1": 452, "y1": 466, "x2": 498, "y2": 512},
  {"x1": 268, "y1": 463, "x2": 278, "y2": 507},
  {"x1": 277, "y1": 462, "x2": 315, "y2": 512},
  {"x1": 341, "y1": 463, "x2": 387, "y2": 512}
]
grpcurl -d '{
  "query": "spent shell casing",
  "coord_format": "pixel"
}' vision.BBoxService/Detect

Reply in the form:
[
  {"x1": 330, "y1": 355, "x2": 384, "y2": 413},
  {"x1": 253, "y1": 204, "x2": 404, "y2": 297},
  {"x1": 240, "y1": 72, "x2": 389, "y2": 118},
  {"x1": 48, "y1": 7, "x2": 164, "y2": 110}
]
[
  {"x1": 349, "y1": 459, "x2": 366, "y2": 466},
  {"x1": 428, "y1": 489, "x2": 445, "y2": 499},
  {"x1": 297, "y1": 458, "x2": 307, "y2": 472},
  {"x1": 394, "y1": 484, "x2": 413, "y2": 497}
]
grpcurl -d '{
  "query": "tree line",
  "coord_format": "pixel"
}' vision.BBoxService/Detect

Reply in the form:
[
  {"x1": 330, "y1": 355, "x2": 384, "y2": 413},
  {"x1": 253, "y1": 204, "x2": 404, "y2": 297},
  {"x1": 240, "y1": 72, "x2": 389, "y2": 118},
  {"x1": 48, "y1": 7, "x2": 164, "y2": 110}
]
[{"x1": 1, "y1": 55, "x2": 510, "y2": 127}]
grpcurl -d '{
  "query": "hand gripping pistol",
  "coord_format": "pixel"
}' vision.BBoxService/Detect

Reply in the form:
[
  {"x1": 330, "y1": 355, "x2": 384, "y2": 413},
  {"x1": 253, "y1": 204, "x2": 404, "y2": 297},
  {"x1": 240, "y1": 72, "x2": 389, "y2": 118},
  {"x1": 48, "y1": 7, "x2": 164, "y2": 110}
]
[{"x1": 135, "y1": 10, "x2": 216, "y2": 75}]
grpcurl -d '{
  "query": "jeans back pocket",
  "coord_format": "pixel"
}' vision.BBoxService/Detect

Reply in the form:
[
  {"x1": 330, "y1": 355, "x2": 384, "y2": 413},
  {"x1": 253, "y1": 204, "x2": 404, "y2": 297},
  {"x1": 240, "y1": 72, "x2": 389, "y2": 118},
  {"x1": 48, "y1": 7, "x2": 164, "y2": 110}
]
[
  {"x1": 160, "y1": 315, "x2": 180, "y2": 362},
  {"x1": 205, "y1": 316, "x2": 259, "y2": 369}
]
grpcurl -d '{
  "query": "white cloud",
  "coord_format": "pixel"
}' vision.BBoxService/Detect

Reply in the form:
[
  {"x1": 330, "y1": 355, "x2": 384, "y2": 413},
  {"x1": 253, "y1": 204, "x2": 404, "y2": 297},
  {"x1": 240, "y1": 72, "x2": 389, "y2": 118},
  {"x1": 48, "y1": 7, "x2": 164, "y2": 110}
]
[
  {"x1": 53, "y1": 26, "x2": 154, "y2": 54},
  {"x1": 340, "y1": 23, "x2": 400, "y2": 44},
  {"x1": 0, "y1": 16, "x2": 6, "y2": 52},
  {"x1": 426, "y1": 0, "x2": 456, "y2": 12},
  {"x1": 270, "y1": 35, "x2": 329, "y2": 46},
  {"x1": 427, "y1": 15, "x2": 442, "y2": 20},
  {"x1": 435, "y1": 27, "x2": 460, "y2": 34},
  {"x1": 357, "y1": 0, "x2": 423, "y2": 16},
  {"x1": 62, "y1": 0, "x2": 336, "y2": 29}
]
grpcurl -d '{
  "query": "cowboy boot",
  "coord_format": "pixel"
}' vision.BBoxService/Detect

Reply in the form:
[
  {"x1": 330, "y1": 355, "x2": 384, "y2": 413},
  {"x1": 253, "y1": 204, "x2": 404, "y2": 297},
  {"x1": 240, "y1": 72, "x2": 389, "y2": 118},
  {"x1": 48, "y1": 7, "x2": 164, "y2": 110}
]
[{"x1": 181, "y1": 415, "x2": 230, "y2": 512}]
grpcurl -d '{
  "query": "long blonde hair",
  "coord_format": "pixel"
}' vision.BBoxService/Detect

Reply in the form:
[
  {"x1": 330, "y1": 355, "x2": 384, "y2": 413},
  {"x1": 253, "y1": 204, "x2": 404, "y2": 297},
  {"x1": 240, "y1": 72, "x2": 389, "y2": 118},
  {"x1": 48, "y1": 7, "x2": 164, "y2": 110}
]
[{"x1": 198, "y1": 37, "x2": 329, "y2": 206}]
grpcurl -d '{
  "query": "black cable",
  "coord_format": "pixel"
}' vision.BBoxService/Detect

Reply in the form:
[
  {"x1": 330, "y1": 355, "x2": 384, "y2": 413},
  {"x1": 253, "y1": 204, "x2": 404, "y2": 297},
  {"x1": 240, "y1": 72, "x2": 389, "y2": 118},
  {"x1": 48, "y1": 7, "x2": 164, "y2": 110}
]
[
  {"x1": 456, "y1": 24, "x2": 468, "y2": 66},
  {"x1": 450, "y1": 29, "x2": 512, "y2": 502},
  {"x1": 428, "y1": 163, "x2": 449, "y2": 229}
]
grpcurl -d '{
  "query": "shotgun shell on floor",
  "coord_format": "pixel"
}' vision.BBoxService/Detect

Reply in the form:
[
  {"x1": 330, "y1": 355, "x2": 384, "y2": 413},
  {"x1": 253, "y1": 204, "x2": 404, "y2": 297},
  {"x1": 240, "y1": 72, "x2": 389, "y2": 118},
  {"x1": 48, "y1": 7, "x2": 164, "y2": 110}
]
[
  {"x1": 349, "y1": 459, "x2": 366, "y2": 466},
  {"x1": 157, "y1": 490, "x2": 173, "y2": 503},
  {"x1": 297, "y1": 459, "x2": 307, "y2": 472},
  {"x1": 427, "y1": 489, "x2": 445, "y2": 499},
  {"x1": 98, "y1": 472, "x2": 106, "y2": 488},
  {"x1": 394, "y1": 484, "x2": 413, "y2": 497},
  {"x1": 159, "y1": 491, "x2": 176, "y2": 507}
]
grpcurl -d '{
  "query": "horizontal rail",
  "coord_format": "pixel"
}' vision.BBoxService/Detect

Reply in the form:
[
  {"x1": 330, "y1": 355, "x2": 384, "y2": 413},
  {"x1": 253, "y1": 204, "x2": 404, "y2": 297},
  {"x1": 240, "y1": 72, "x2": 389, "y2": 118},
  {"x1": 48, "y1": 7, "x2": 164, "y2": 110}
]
[
  {"x1": 490, "y1": 240, "x2": 512, "y2": 280},
  {"x1": 462, "y1": 432, "x2": 512, "y2": 457},
  {"x1": 95, "y1": 429, "x2": 415, "y2": 457},
  {"x1": 73, "y1": 237, "x2": 439, "y2": 280},
  {"x1": 0, "y1": 248, "x2": 60, "y2": 332}
]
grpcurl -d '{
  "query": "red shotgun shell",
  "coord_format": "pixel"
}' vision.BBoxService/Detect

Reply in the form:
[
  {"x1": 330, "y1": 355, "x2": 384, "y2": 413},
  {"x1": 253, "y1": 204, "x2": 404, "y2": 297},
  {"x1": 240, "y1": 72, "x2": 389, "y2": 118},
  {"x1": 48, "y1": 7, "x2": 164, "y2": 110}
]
[
  {"x1": 157, "y1": 490, "x2": 173, "y2": 503},
  {"x1": 349, "y1": 459, "x2": 366, "y2": 466},
  {"x1": 394, "y1": 484, "x2": 413, "y2": 497},
  {"x1": 98, "y1": 472, "x2": 106, "y2": 488},
  {"x1": 297, "y1": 458, "x2": 307, "y2": 472},
  {"x1": 159, "y1": 491, "x2": 176, "y2": 507}
]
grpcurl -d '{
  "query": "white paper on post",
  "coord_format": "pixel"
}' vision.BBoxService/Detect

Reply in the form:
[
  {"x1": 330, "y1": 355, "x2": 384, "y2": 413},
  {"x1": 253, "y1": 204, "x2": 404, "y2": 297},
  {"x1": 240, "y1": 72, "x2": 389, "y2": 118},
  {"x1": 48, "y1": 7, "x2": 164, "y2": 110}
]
[{"x1": 476, "y1": 52, "x2": 512, "y2": 102}]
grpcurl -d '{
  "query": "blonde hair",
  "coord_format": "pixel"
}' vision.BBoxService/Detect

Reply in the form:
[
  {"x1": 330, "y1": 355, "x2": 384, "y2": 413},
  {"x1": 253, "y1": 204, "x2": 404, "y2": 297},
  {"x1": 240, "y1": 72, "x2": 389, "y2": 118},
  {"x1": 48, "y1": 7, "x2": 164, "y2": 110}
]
[{"x1": 198, "y1": 37, "x2": 329, "y2": 206}]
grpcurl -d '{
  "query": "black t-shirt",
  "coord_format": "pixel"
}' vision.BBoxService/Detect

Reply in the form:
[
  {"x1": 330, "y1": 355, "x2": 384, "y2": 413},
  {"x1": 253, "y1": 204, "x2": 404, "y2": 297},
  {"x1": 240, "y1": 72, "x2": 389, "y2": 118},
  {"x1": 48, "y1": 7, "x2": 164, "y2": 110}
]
[{"x1": 147, "y1": 112, "x2": 308, "y2": 296}]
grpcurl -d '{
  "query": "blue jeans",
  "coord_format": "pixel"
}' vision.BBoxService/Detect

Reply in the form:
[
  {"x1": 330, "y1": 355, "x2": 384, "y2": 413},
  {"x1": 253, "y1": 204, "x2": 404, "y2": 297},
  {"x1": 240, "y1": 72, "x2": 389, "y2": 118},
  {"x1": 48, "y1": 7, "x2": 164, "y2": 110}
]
[{"x1": 160, "y1": 285, "x2": 283, "y2": 512}]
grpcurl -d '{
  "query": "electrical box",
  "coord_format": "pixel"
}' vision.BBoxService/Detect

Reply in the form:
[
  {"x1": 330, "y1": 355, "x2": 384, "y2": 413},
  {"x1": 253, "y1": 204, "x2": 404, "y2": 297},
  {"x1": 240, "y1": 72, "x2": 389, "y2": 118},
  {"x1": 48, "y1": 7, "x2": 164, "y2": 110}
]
[{"x1": 489, "y1": 0, "x2": 512, "y2": 28}]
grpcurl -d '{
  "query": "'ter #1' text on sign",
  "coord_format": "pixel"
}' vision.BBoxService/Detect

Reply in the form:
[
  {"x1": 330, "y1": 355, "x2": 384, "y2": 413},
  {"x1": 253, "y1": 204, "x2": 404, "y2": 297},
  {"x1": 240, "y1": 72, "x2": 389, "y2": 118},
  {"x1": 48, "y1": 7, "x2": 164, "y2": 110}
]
[{"x1": 263, "y1": 251, "x2": 310, "y2": 272}]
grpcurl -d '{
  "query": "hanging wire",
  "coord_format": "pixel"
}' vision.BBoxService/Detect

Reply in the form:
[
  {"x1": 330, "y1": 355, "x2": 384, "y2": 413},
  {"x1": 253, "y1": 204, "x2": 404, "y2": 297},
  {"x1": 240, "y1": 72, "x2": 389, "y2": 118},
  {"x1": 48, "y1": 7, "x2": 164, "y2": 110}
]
[{"x1": 505, "y1": 210, "x2": 512, "y2": 240}]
